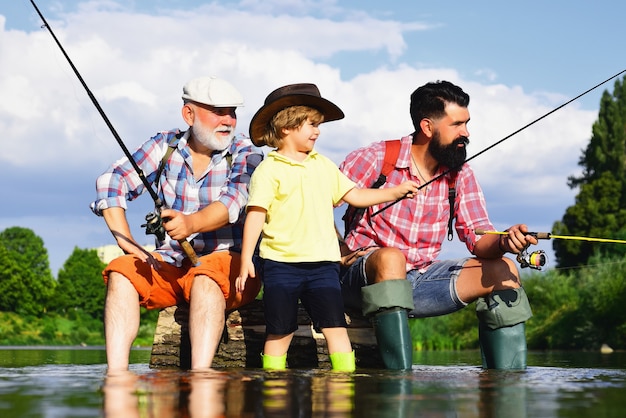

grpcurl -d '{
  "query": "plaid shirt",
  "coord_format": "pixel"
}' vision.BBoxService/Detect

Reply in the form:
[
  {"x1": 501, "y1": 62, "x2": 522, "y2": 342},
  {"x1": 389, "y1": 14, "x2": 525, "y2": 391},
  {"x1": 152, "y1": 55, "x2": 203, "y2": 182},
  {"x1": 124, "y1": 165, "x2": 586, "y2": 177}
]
[
  {"x1": 91, "y1": 129, "x2": 262, "y2": 266},
  {"x1": 340, "y1": 135, "x2": 494, "y2": 272}
]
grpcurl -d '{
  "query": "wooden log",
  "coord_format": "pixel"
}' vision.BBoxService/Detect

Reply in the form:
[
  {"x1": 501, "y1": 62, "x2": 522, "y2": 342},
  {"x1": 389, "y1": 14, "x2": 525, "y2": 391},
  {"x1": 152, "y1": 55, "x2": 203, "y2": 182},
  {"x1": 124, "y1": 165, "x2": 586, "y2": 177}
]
[{"x1": 149, "y1": 300, "x2": 383, "y2": 369}]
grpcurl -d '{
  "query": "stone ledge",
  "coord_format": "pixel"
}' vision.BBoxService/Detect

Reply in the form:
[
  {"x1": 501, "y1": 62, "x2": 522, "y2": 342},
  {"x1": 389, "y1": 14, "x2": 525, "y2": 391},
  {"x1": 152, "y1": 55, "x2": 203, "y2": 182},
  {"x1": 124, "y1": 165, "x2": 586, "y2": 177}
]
[{"x1": 149, "y1": 300, "x2": 383, "y2": 369}]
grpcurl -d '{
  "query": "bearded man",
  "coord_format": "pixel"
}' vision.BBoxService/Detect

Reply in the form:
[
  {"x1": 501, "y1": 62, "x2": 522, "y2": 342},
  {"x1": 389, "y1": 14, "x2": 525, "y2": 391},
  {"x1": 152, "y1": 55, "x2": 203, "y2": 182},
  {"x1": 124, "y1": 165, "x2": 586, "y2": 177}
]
[
  {"x1": 91, "y1": 76, "x2": 262, "y2": 373},
  {"x1": 338, "y1": 80, "x2": 538, "y2": 370}
]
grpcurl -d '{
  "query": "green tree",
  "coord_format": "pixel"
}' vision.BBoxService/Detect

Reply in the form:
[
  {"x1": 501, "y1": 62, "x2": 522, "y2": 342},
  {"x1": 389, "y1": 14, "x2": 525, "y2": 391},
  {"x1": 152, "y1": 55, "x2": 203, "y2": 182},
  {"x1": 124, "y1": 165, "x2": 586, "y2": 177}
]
[
  {"x1": 0, "y1": 227, "x2": 56, "y2": 315},
  {"x1": 553, "y1": 76, "x2": 626, "y2": 267},
  {"x1": 0, "y1": 244, "x2": 29, "y2": 312},
  {"x1": 53, "y1": 247, "x2": 107, "y2": 320}
]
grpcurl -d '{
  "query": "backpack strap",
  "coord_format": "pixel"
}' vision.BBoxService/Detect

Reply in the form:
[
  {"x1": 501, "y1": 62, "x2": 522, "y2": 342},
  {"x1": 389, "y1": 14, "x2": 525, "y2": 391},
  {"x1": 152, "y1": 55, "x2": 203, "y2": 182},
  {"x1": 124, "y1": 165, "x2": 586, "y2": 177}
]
[
  {"x1": 446, "y1": 171, "x2": 458, "y2": 241},
  {"x1": 371, "y1": 140, "x2": 402, "y2": 188},
  {"x1": 343, "y1": 140, "x2": 401, "y2": 237},
  {"x1": 154, "y1": 132, "x2": 181, "y2": 189}
]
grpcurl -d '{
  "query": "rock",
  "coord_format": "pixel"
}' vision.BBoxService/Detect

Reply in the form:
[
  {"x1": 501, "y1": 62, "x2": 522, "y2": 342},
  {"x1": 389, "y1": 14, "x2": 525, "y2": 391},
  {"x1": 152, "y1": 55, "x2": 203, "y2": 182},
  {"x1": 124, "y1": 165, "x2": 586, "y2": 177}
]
[{"x1": 600, "y1": 343, "x2": 614, "y2": 354}]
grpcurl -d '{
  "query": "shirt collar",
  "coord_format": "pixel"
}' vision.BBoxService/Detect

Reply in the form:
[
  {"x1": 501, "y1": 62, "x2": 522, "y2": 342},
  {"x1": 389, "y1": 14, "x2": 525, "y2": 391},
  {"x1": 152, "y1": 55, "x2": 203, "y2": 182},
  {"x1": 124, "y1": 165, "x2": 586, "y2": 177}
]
[{"x1": 268, "y1": 148, "x2": 319, "y2": 164}]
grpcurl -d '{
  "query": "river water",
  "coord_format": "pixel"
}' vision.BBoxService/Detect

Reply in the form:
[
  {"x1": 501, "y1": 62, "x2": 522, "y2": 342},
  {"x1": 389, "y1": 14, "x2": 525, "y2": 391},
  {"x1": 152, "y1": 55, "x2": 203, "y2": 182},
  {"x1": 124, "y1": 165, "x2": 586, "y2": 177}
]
[{"x1": 0, "y1": 347, "x2": 624, "y2": 417}]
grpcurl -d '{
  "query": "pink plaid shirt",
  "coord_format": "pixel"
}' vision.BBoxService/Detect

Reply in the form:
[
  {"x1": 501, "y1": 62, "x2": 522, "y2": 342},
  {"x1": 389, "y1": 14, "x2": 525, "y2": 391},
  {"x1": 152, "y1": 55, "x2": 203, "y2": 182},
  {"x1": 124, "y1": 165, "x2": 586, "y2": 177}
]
[{"x1": 340, "y1": 135, "x2": 494, "y2": 272}]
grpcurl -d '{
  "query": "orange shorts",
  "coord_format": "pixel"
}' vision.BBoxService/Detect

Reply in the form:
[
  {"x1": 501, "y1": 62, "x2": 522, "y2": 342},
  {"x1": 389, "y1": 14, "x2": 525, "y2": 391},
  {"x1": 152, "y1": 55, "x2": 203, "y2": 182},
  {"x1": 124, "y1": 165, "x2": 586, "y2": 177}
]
[{"x1": 102, "y1": 251, "x2": 261, "y2": 310}]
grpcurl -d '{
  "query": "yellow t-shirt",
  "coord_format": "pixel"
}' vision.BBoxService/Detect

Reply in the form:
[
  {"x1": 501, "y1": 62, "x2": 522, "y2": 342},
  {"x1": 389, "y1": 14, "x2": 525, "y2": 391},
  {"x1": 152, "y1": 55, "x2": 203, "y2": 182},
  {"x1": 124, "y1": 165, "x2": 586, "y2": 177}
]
[{"x1": 247, "y1": 149, "x2": 356, "y2": 262}]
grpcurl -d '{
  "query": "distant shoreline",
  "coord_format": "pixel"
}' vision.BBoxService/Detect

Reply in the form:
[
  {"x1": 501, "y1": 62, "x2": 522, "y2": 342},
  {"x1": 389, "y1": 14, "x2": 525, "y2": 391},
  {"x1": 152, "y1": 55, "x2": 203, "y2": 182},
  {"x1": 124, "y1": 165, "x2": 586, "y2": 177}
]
[{"x1": 0, "y1": 345, "x2": 150, "y2": 350}]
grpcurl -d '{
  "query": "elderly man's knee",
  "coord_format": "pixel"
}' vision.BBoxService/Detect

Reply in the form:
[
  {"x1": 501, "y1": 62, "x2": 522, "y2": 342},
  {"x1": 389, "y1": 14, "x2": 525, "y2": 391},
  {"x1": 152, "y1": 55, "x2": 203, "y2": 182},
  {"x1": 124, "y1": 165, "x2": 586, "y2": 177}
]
[
  {"x1": 191, "y1": 274, "x2": 220, "y2": 292},
  {"x1": 190, "y1": 275, "x2": 226, "y2": 307},
  {"x1": 106, "y1": 272, "x2": 133, "y2": 292}
]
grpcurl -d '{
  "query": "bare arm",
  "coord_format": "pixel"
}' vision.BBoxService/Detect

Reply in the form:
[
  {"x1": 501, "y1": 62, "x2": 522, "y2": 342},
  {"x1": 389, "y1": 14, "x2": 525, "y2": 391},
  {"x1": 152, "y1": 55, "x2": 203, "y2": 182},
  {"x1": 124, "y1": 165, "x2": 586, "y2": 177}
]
[
  {"x1": 236, "y1": 207, "x2": 266, "y2": 293},
  {"x1": 342, "y1": 180, "x2": 418, "y2": 208},
  {"x1": 102, "y1": 207, "x2": 157, "y2": 265}
]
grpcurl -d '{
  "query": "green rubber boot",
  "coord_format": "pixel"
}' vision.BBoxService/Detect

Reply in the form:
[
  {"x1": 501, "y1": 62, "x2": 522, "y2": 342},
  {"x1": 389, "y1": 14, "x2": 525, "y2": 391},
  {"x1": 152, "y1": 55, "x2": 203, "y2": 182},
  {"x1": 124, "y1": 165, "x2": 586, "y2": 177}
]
[
  {"x1": 479, "y1": 321, "x2": 527, "y2": 369},
  {"x1": 262, "y1": 353, "x2": 287, "y2": 370},
  {"x1": 361, "y1": 280, "x2": 415, "y2": 371},
  {"x1": 476, "y1": 287, "x2": 533, "y2": 370},
  {"x1": 330, "y1": 351, "x2": 356, "y2": 372},
  {"x1": 372, "y1": 307, "x2": 413, "y2": 370}
]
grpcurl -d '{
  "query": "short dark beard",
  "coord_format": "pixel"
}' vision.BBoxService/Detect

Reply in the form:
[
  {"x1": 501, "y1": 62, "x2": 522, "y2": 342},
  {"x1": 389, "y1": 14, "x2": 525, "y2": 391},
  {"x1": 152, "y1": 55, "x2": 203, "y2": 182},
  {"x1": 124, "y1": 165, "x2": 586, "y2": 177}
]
[{"x1": 428, "y1": 131, "x2": 468, "y2": 170}]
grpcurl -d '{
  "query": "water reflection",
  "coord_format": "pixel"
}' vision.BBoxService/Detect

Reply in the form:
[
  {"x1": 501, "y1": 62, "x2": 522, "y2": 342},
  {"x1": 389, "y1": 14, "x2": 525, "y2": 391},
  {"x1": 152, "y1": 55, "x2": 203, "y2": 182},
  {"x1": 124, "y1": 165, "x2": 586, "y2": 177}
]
[
  {"x1": 103, "y1": 370, "x2": 229, "y2": 417},
  {"x1": 2, "y1": 349, "x2": 626, "y2": 417},
  {"x1": 478, "y1": 371, "x2": 528, "y2": 418},
  {"x1": 101, "y1": 369, "x2": 358, "y2": 417}
]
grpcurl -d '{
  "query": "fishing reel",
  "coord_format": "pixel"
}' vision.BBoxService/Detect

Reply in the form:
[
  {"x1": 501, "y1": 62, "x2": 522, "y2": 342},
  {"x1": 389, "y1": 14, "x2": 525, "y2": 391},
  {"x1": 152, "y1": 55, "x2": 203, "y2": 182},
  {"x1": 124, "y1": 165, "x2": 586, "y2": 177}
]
[
  {"x1": 142, "y1": 211, "x2": 167, "y2": 241},
  {"x1": 516, "y1": 248, "x2": 547, "y2": 270}
]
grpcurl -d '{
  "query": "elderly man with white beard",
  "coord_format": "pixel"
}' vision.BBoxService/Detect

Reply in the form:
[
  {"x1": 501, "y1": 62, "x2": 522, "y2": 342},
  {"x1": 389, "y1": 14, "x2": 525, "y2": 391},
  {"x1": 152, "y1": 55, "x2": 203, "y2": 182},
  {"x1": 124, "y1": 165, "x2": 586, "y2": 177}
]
[{"x1": 90, "y1": 76, "x2": 263, "y2": 373}]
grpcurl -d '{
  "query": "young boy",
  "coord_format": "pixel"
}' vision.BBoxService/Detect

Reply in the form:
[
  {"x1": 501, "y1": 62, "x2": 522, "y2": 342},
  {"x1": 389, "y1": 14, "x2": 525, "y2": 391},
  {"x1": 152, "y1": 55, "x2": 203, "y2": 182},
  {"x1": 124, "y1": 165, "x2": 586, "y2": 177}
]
[{"x1": 236, "y1": 83, "x2": 418, "y2": 371}]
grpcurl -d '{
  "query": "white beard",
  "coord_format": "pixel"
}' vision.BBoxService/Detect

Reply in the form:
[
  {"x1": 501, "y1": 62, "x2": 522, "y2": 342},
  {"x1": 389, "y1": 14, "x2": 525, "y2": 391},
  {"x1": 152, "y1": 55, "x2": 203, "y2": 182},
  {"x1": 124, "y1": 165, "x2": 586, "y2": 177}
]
[{"x1": 192, "y1": 122, "x2": 234, "y2": 151}]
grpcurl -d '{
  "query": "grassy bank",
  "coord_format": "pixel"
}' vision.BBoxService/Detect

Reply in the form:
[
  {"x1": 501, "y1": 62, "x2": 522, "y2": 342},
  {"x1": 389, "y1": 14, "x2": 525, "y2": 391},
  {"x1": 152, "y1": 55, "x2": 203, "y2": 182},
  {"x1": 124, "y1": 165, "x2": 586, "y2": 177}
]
[{"x1": 0, "y1": 310, "x2": 157, "y2": 347}]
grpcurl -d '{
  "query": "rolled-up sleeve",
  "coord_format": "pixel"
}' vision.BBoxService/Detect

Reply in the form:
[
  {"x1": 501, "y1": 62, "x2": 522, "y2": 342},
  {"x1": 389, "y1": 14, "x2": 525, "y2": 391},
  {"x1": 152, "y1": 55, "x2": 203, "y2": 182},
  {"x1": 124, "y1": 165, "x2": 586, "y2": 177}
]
[{"x1": 90, "y1": 133, "x2": 168, "y2": 216}]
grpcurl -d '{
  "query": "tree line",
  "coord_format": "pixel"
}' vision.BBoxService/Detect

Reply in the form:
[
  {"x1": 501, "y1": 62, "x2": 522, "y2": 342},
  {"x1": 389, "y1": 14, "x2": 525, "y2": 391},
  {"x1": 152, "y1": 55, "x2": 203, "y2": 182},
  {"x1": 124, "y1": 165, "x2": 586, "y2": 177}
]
[
  {"x1": 0, "y1": 226, "x2": 156, "y2": 346},
  {"x1": 1, "y1": 224, "x2": 624, "y2": 350},
  {"x1": 0, "y1": 227, "x2": 104, "y2": 318},
  {"x1": 2, "y1": 76, "x2": 626, "y2": 350}
]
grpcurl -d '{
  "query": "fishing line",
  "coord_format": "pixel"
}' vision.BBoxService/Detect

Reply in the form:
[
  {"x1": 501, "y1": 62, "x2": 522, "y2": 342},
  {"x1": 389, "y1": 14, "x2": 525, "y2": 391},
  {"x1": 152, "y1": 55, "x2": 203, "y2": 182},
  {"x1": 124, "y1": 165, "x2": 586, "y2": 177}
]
[
  {"x1": 475, "y1": 229, "x2": 626, "y2": 244},
  {"x1": 30, "y1": 0, "x2": 199, "y2": 265},
  {"x1": 372, "y1": 68, "x2": 626, "y2": 217}
]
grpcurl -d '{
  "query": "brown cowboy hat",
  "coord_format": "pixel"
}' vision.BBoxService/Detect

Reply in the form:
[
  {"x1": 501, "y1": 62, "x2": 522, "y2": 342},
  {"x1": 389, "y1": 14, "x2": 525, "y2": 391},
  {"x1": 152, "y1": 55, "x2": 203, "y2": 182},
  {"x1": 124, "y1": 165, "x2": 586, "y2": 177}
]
[{"x1": 249, "y1": 83, "x2": 344, "y2": 146}]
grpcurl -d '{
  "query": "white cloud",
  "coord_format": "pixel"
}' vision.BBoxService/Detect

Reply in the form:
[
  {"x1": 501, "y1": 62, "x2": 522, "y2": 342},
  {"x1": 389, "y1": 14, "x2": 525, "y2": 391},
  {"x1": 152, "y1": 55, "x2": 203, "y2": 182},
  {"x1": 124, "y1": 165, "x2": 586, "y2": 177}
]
[{"x1": 1, "y1": 1, "x2": 603, "y2": 273}]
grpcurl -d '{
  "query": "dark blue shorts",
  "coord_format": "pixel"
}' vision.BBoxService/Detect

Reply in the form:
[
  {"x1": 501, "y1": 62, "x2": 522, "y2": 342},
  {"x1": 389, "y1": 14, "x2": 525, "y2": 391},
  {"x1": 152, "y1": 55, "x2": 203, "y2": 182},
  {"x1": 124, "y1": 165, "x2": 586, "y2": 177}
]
[{"x1": 261, "y1": 259, "x2": 347, "y2": 335}]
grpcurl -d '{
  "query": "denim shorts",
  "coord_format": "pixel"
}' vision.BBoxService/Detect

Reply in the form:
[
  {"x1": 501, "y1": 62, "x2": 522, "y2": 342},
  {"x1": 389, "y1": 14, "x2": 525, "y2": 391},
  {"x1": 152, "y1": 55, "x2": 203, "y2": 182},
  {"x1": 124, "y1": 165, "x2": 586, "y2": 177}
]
[
  {"x1": 261, "y1": 259, "x2": 347, "y2": 335},
  {"x1": 340, "y1": 252, "x2": 470, "y2": 318}
]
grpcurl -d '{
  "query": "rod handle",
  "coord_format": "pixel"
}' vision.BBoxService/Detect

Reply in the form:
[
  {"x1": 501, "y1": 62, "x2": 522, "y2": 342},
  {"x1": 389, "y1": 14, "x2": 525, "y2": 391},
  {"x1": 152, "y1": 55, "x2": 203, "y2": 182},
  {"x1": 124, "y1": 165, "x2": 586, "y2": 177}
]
[
  {"x1": 179, "y1": 239, "x2": 200, "y2": 266},
  {"x1": 475, "y1": 229, "x2": 551, "y2": 240}
]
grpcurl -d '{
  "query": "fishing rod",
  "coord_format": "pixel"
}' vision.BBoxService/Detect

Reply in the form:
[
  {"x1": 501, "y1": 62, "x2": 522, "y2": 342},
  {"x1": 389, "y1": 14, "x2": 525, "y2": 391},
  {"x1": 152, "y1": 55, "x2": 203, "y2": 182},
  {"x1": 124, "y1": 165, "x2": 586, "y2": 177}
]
[
  {"x1": 476, "y1": 229, "x2": 626, "y2": 244},
  {"x1": 30, "y1": 0, "x2": 199, "y2": 265},
  {"x1": 372, "y1": 67, "x2": 626, "y2": 217},
  {"x1": 475, "y1": 229, "x2": 626, "y2": 270}
]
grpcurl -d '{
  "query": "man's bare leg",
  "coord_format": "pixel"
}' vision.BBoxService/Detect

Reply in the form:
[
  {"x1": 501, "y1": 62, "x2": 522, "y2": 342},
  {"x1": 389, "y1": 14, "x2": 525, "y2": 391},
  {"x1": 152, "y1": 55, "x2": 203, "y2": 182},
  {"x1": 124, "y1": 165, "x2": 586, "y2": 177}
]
[
  {"x1": 455, "y1": 257, "x2": 520, "y2": 303},
  {"x1": 104, "y1": 272, "x2": 140, "y2": 373},
  {"x1": 189, "y1": 275, "x2": 225, "y2": 370},
  {"x1": 364, "y1": 247, "x2": 406, "y2": 283}
]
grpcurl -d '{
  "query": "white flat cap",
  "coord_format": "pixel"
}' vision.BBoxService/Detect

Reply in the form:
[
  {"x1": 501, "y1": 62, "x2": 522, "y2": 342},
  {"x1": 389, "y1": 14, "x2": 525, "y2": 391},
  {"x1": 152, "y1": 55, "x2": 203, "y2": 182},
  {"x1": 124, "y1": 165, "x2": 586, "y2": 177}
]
[{"x1": 181, "y1": 76, "x2": 244, "y2": 107}]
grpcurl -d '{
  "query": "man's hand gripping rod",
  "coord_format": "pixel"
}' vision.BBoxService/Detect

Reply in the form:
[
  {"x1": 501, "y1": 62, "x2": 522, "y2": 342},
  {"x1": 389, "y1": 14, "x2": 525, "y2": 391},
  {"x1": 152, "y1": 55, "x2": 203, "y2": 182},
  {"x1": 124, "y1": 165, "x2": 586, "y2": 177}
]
[
  {"x1": 476, "y1": 229, "x2": 626, "y2": 270},
  {"x1": 475, "y1": 229, "x2": 549, "y2": 270},
  {"x1": 30, "y1": 0, "x2": 199, "y2": 265}
]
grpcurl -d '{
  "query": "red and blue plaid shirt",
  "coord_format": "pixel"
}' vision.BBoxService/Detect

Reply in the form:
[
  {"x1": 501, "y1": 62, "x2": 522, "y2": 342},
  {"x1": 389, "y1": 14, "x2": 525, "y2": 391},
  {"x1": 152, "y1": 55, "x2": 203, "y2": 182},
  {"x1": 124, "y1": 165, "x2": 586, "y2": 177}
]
[
  {"x1": 340, "y1": 135, "x2": 494, "y2": 272},
  {"x1": 91, "y1": 129, "x2": 262, "y2": 266}
]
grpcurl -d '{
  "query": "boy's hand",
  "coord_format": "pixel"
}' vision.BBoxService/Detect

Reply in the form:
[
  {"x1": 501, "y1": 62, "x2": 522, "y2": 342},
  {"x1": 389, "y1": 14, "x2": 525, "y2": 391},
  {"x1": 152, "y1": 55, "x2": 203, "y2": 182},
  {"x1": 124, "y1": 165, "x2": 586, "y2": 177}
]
[
  {"x1": 397, "y1": 180, "x2": 419, "y2": 199},
  {"x1": 236, "y1": 260, "x2": 256, "y2": 293}
]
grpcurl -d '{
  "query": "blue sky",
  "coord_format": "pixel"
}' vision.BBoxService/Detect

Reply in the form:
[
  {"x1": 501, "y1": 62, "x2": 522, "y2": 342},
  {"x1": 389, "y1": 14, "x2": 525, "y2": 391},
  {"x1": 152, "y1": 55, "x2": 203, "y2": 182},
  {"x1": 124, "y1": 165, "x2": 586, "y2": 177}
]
[{"x1": 2, "y1": 0, "x2": 625, "y2": 275}]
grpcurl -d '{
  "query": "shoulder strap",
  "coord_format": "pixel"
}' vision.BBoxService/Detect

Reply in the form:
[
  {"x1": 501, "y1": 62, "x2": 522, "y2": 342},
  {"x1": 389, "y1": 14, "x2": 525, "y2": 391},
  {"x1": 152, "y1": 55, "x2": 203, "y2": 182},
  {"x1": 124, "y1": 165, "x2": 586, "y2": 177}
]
[
  {"x1": 343, "y1": 140, "x2": 402, "y2": 237},
  {"x1": 371, "y1": 140, "x2": 401, "y2": 188},
  {"x1": 446, "y1": 171, "x2": 458, "y2": 241},
  {"x1": 154, "y1": 132, "x2": 179, "y2": 188}
]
